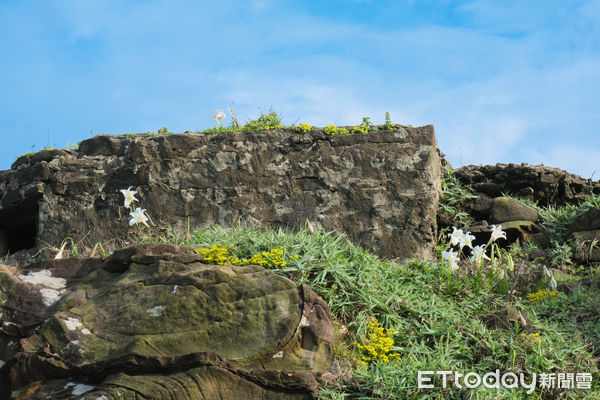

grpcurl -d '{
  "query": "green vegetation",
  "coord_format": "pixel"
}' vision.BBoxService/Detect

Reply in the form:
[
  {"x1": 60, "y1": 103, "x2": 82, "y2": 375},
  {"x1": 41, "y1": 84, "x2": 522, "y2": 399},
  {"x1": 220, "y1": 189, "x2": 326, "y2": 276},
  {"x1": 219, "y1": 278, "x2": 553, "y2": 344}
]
[
  {"x1": 297, "y1": 123, "x2": 313, "y2": 133},
  {"x1": 439, "y1": 166, "x2": 599, "y2": 269},
  {"x1": 157, "y1": 126, "x2": 172, "y2": 135},
  {"x1": 324, "y1": 124, "x2": 350, "y2": 135},
  {"x1": 15, "y1": 145, "x2": 58, "y2": 160},
  {"x1": 17, "y1": 151, "x2": 36, "y2": 159},
  {"x1": 511, "y1": 194, "x2": 600, "y2": 246},
  {"x1": 384, "y1": 111, "x2": 397, "y2": 130},
  {"x1": 195, "y1": 243, "x2": 292, "y2": 268},
  {"x1": 439, "y1": 166, "x2": 477, "y2": 225},
  {"x1": 361, "y1": 116, "x2": 374, "y2": 129},
  {"x1": 197, "y1": 110, "x2": 401, "y2": 136},
  {"x1": 351, "y1": 117, "x2": 375, "y2": 134},
  {"x1": 19, "y1": 112, "x2": 406, "y2": 160},
  {"x1": 199, "y1": 109, "x2": 284, "y2": 134},
  {"x1": 149, "y1": 224, "x2": 600, "y2": 399},
  {"x1": 506, "y1": 192, "x2": 600, "y2": 266},
  {"x1": 242, "y1": 110, "x2": 284, "y2": 131},
  {"x1": 125, "y1": 126, "x2": 173, "y2": 137}
]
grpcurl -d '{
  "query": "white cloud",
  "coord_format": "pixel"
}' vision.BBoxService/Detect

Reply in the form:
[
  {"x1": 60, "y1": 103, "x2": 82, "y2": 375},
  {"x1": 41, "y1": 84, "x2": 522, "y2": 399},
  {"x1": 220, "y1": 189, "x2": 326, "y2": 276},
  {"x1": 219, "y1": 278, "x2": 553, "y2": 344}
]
[
  {"x1": 0, "y1": 1, "x2": 598, "y2": 178},
  {"x1": 433, "y1": 57, "x2": 600, "y2": 174},
  {"x1": 525, "y1": 144, "x2": 600, "y2": 180},
  {"x1": 217, "y1": 72, "x2": 371, "y2": 126}
]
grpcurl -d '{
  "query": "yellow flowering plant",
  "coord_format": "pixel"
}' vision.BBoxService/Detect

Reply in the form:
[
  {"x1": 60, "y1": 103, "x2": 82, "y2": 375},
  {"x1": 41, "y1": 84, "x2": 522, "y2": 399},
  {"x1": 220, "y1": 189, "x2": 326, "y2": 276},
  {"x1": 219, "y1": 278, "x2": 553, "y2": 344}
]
[
  {"x1": 323, "y1": 124, "x2": 349, "y2": 136},
  {"x1": 356, "y1": 317, "x2": 400, "y2": 363},
  {"x1": 352, "y1": 125, "x2": 369, "y2": 134},
  {"x1": 195, "y1": 244, "x2": 297, "y2": 268},
  {"x1": 297, "y1": 123, "x2": 312, "y2": 133},
  {"x1": 527, "y1": 289, "x2": 559, "y2": 303},
  {"x1": 520, "y1": 332, "x2": 544, "y2": 345}
]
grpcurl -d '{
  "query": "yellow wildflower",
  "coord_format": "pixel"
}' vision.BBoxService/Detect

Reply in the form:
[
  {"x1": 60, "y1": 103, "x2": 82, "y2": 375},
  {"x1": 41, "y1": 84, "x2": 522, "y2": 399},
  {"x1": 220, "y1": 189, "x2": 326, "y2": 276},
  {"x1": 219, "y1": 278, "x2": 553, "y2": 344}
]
[
  {"x1": 356, "y1": 317, "x2": 400, "y2": 363},
  {"x1": 297, "y1": 123, "x2": 312, "y2": 133},
  {"x1": 352, "y1": 125, "x2": 369, "y2": 134},
  {"x1": 520, "y1": 332, "x2": 544, "y2": 344},
  {"x1": 527, "y1": 289, "x2": 559, "y2": 303},
  {"x1": 195, "y1": 245, "x2": 292, "y2": 268}
]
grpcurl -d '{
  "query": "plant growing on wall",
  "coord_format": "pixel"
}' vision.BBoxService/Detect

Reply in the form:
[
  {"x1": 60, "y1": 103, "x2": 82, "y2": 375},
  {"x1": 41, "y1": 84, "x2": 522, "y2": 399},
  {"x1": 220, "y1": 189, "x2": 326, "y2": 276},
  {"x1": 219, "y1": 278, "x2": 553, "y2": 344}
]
[{"x1": 120, "y1": 187, "x2": 152, "y2": 228}]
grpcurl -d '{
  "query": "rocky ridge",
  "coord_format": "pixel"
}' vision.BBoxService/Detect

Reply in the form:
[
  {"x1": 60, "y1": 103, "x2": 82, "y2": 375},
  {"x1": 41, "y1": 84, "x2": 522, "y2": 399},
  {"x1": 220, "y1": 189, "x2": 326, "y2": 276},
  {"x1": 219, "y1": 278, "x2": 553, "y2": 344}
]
[
  {"x1": 447, "y1": 163, "x2": 600, "y2": 263},
  {"x1": 1, "y1": 127, "x2": 599, "y2": 399},
  {"x1": 455, "y1": 163, "x2": 599, "y2": 206},
  {"x1": 0, "y1": 126, "x2": 442, "y2": 266},
  {"x1": 0, "y1": 244, "x2": 334, "y2": 399}
]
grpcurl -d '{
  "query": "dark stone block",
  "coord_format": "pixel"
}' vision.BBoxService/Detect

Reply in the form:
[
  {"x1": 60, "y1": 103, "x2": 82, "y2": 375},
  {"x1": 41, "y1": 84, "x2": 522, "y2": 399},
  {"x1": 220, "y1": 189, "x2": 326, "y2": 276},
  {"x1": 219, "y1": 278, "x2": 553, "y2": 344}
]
[{"x1": 0, "y1": 127, "x2": 443, "y2": 264}]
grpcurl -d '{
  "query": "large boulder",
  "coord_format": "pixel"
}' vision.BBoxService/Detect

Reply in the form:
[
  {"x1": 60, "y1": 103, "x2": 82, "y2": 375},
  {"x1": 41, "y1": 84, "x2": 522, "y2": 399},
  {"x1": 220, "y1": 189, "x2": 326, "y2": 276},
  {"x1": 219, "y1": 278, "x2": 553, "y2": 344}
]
[
  {"x1": 565, "y1": 208, "x2": 600, "y2": 263},
  {"x1": 567, "y1": 208, "x2": 600, "y2": 235},
  {"x1": 467, "y1": 221, "x2": 548, "y2": 248},
  {"x1": 0, "y1": 127, "x2": 442, "y2": 265},
  {"x1": 0, "y1": 244, "x2": 334, "y2": 399},
  {"x1": 490, "y1": 197, "x2": 538, "y2": 224},
  {"x1": 463, "y1": 193, "x2": 493, "y2": 220}
]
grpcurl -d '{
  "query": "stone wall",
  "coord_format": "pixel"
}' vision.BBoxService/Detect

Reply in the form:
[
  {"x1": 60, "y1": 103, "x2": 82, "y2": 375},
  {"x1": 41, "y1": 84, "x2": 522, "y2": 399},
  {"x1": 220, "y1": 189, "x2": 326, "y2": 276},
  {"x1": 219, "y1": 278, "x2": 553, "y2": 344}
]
[
  {"x1": 0, "y1": 127, "x2": 442, "y2": 265},
  {"x1": 455, "y1": 163, "x2": 600, "y2": 207}
]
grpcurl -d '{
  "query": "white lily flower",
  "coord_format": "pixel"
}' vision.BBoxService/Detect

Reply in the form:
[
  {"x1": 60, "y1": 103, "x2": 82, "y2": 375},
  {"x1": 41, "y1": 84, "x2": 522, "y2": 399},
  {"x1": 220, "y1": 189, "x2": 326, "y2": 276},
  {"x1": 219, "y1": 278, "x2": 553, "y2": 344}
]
[
  {"x1": 471, "y1": 245, "x2": 490, "y2": 264},
  {"x1": 542, "y1": 265, "x2": 552, "y2": 278},
  {"x1": 213, "y1": 109, "x2": 225, "y2": 125},
  {"x1": 448, "y1": 227, "x2": 464, "y2": 247},
  {"x1": 129, "y1": 207, "x2": 149, "y2": 228},
  {"x1": 441, "y1": 249, "x2": 459, "y2": 270},
  {"x1": 459, "y1": 231, "x2": 476, "y2": 249},
  {"x1": 120, "y1": 187, "x2": 138, "y2": 208},
  {"x1": 490, "y1": 225, "x2": 507, "y2": 242}
]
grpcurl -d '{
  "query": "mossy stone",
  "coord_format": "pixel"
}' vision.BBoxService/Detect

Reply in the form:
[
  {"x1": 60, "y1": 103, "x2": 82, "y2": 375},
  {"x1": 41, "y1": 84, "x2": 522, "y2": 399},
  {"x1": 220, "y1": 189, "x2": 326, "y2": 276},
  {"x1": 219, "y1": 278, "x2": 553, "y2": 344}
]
[{"x1": 491, "y1": 197, "x2": 538, "y2": 223}]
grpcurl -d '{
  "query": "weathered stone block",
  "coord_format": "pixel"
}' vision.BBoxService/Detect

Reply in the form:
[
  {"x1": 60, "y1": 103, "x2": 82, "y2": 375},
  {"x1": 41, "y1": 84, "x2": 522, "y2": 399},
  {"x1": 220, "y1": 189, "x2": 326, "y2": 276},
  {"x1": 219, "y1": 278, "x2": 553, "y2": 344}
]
[
  {"x1": 567, "y1": 207, "x2": 600, "y2": 234},
  {"x1": 490, "y1": 197, "x2": 538, "y2": 224},
  {"x1": 0, "y1": 127, "x2": 442, "y2": 264}
]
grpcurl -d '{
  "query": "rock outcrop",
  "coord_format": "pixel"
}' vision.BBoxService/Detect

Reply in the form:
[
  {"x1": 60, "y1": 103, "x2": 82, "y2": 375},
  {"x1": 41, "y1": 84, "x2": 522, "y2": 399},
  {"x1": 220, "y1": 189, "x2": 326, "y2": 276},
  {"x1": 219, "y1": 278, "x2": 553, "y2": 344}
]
[
  {"x1": 489, "y1": 197, "x2": 538, "y2": 224},
  {"x1": 567, "y1": 208, "x2": 600, "y2": 263},
  {"x1": 455, "y1": 163, "x2": 600, "y2": 207},
  {"x1": 0, "y1": 244, "x2": 334, "y2": 399},
  {"x1": 448, "y1": 164, "x2": 599, "y2": 253},
  {"x1": 0, "y1": 127, "x2": 442, "y2": 265}
]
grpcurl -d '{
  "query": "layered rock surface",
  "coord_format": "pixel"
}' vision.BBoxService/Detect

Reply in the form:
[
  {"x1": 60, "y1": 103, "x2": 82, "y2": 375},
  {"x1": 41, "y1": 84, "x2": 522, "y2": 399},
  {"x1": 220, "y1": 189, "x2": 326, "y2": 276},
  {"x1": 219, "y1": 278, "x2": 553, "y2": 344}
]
[
  {"x1": 0, "y1": 127, "x2": 442, "y2": 265},
  {"x1": 445, "y1": 165, "x2": 599, "y2": 263},
  {"x1": 0, "y1": 244, "x2": 334, "y2": 399},
  {"x1": 455, "y1": 163, "x2": 599, "y2": 206}
]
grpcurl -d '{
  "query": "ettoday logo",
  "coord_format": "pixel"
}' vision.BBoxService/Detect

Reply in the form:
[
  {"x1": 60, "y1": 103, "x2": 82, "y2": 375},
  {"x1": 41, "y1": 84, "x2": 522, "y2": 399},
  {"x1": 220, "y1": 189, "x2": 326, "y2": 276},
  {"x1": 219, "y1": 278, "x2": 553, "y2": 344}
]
[{"x1": 418, "y1": 370, "x2": 592, "y2": 393}]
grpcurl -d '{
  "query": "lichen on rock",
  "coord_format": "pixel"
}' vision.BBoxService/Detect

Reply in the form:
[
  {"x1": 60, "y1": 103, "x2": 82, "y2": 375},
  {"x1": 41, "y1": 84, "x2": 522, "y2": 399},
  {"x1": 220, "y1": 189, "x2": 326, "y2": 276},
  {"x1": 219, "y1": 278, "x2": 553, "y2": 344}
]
[{"x1": 0, "y1": 244, "x2": 334, "y2": 399}]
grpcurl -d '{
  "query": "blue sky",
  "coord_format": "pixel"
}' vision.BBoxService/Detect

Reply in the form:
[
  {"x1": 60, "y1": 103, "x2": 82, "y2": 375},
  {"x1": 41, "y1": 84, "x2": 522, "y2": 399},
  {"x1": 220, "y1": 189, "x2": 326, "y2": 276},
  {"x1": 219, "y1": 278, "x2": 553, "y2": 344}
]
[{"x1": 1, "y1": 0, "x2": 599, "y2": 178}]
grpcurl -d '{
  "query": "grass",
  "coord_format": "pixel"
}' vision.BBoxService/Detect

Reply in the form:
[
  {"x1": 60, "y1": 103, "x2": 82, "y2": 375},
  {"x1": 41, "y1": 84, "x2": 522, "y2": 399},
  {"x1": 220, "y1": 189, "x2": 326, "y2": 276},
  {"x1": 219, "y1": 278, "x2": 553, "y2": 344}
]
[
  {"x1": 511, "y1": 193, "x2": 600, "y2": 245},
  {"x1": 505, "y1": 193, "x2": 600, "y2": 266},
  {"x1": 147, "y1": 224, "x2": 600, "y2": 399},
  {"x1": 439, "y1": 167, "x2": 477, "y2": 225},
  {"x1": 17, "y1": 116, "x2": 599, "y2": 398}
]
